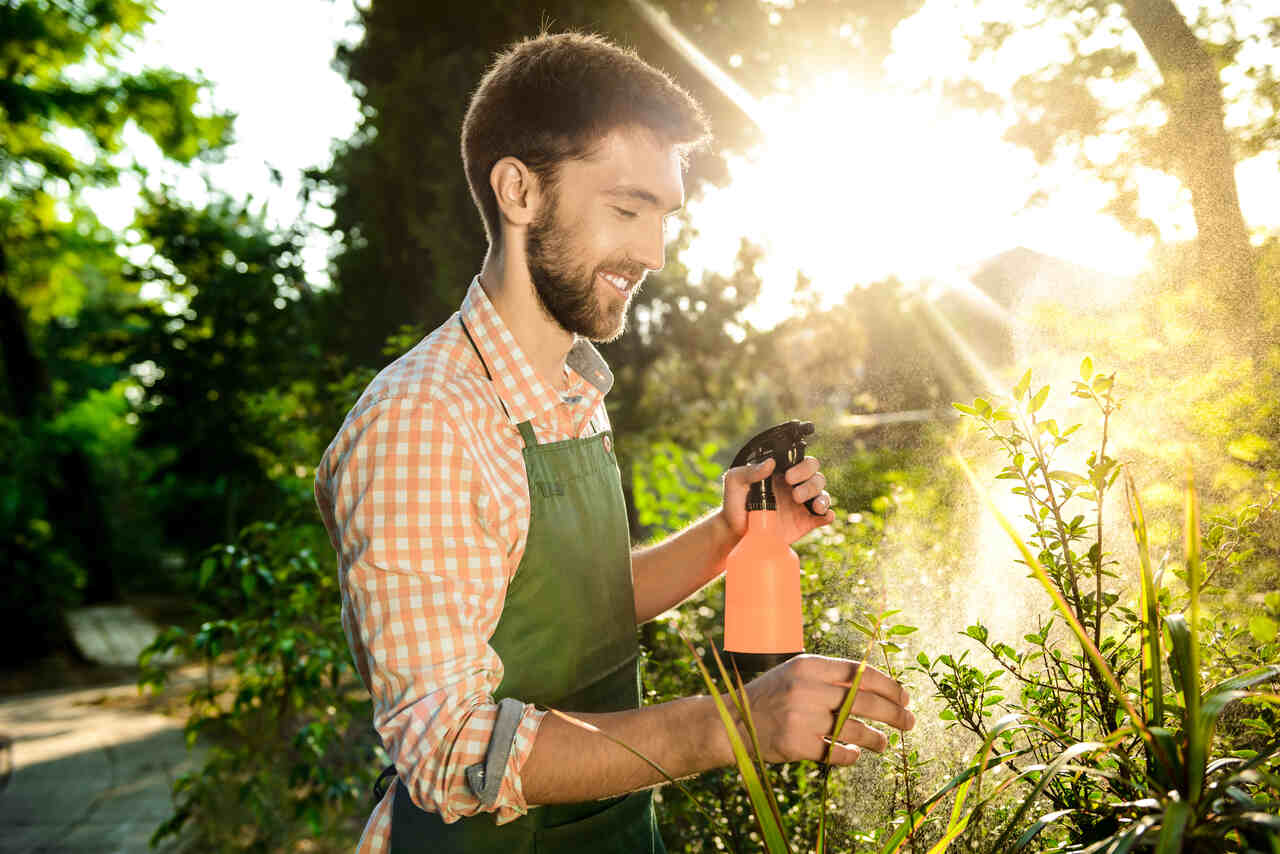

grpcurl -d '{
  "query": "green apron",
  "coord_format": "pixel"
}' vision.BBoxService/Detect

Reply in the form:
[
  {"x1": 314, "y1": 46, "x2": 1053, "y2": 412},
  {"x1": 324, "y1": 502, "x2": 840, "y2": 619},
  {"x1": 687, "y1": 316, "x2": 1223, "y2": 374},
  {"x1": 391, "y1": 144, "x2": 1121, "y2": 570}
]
[{"x1": 381, "y1": 319, "x2": 664, "y2": 853}]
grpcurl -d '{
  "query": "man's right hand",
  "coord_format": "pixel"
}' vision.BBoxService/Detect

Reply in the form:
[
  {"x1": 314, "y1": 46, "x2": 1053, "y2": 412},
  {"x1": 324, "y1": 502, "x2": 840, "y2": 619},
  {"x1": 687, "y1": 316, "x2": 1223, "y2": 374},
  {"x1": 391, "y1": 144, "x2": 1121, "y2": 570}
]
[{"x1": 728, "y1": 654, "x2": 915, "y2": 765}]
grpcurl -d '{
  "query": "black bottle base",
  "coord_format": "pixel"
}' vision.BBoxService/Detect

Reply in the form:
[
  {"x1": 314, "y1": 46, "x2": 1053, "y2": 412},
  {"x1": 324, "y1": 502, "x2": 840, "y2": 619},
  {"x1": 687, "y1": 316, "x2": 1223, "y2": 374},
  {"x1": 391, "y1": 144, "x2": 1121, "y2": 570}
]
[{"x1": 710, "y1": 648, "x2": 800, "y2": 684}]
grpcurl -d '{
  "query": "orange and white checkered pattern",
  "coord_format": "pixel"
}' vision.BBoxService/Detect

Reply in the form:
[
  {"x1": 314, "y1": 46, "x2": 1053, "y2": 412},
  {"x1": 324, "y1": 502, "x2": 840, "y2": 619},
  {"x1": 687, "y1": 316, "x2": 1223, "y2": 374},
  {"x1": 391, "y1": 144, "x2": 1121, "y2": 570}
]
[{"x1": 314, "y1": 278, "x2": 610, "y2": 852}]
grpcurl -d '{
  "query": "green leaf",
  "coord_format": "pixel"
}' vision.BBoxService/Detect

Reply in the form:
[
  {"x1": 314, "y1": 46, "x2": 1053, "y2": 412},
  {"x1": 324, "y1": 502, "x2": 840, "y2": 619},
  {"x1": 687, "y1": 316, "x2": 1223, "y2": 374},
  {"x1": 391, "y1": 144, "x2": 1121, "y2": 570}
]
[
  {"x1": 1028, "y1": 385, "x2": 1050, "y2": 413},
  {"x1": 1049, "y1": 470, "x2": 1090, "y2": 487},
  {"x1": 1079, "y1": 356, "x2": 1093, "y2": 382},
  {"x1": 1154, "y1": 798, "x2": 1192, "y2": 853},
  {"x1": 1013, "y1": 369, "x2": 1032, "y2": 401},
  {"x1": 1249, "y1": 616, "x2": 1279, "y2": 644}
]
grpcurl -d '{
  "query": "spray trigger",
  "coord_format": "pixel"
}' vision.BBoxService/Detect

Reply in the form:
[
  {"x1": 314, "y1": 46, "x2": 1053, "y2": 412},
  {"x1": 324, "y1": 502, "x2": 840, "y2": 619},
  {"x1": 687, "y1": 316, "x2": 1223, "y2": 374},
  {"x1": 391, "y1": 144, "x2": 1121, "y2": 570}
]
[{"x1": 731, "y1": 420, "x2": 823, "y2": 516}]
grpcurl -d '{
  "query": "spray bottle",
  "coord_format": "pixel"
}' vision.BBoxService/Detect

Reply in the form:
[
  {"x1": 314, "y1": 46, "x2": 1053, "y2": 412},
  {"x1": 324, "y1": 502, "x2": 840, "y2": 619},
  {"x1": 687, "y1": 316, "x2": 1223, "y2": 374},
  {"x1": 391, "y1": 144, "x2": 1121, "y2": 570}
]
[{"x1": 723, "y1": 420, "x2": 823, "y2": 680}]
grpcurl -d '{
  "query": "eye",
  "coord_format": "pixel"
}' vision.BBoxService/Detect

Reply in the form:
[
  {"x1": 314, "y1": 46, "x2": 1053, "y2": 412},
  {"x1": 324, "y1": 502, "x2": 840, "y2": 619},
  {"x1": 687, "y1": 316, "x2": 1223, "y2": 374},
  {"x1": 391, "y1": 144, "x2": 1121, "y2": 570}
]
[{"x1": 611, "y1": 206, "x2": 638, "y2": 219}]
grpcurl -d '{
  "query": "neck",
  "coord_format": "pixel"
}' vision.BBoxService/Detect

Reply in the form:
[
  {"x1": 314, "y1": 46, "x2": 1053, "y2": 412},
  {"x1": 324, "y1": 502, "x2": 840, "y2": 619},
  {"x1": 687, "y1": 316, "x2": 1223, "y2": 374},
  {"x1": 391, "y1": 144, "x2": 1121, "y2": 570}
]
[{"x1": 479, "y1": 240, "x2": 574, "y2": 390}]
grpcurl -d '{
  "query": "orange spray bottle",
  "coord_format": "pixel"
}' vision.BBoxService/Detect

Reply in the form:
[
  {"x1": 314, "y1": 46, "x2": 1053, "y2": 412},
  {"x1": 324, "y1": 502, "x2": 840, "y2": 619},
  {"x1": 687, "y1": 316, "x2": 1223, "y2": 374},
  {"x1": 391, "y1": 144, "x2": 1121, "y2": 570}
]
[{"x1": 723, "y1": 420, "x2": 822, "y2": 679}]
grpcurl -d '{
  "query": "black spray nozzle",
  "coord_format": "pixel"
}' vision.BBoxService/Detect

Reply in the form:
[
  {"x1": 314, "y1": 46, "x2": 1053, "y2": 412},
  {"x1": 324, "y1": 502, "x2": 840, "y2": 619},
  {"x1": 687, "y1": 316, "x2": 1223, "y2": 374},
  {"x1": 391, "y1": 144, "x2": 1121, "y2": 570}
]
[{"x1": 730, "y1": 420, "x2": 821, "y2": 515}]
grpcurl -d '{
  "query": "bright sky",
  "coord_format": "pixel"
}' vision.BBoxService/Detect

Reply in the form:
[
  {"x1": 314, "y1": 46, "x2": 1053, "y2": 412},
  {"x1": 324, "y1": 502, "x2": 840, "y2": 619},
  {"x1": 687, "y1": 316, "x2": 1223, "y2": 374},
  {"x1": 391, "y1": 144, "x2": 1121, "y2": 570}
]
[
  {"x1": 81, "y1": 0, "x2": 366, "y2": 287},
  {"x1": 78, "y1": 0, "x2": 1279, "y2": 324},
  {"x1": 677, "y1": 0, "x2": 1280, "y2": 326}
]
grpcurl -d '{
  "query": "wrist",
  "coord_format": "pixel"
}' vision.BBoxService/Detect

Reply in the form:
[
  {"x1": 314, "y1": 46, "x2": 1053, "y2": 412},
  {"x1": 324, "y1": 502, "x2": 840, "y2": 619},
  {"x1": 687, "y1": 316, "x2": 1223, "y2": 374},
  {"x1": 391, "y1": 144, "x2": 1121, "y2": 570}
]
[{"x1": 699, "y1": 693, "x2": 737, "y2": 768}]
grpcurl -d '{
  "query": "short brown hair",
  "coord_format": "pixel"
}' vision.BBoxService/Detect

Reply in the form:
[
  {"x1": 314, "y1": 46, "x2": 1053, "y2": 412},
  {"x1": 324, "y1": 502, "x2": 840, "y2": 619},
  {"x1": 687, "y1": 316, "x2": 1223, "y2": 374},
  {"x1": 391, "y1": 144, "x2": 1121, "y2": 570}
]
[{"x1": 462, "y1": 31, "x2": 711, "y2": 245}]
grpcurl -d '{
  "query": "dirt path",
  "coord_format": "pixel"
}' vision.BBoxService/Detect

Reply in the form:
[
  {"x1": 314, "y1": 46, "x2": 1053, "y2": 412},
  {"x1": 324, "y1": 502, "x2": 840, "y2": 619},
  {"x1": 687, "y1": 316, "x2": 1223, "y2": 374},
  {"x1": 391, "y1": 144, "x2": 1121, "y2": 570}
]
[{"x1": 0, "y1": 605, "x2": 202, "y2": 853}]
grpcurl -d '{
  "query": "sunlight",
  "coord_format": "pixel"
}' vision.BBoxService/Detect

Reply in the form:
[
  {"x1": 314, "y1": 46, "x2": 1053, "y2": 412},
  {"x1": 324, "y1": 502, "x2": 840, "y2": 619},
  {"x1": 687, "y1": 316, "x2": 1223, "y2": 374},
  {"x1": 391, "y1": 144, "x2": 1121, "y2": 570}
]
[{"x1": 680, "y1": 72, "x2": 1152, "y2": 328}]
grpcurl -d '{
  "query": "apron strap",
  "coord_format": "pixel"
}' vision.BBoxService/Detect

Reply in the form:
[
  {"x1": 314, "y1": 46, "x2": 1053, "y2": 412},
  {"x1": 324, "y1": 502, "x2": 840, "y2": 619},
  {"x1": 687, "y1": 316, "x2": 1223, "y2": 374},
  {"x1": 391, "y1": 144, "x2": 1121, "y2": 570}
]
[
  {"x1": 516, "y1": 421, "x2": 538, "y2": 448},
  {"x1": 459, "y1": 316, "x2": 513, "y2": 422}
]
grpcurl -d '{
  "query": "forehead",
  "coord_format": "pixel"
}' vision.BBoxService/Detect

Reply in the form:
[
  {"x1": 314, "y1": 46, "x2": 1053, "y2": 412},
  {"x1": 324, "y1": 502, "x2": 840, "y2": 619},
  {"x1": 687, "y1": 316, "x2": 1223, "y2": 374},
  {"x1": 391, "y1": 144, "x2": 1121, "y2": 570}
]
[{"x1": 561, "y1": 127, "x2": 685, "y2": 211}]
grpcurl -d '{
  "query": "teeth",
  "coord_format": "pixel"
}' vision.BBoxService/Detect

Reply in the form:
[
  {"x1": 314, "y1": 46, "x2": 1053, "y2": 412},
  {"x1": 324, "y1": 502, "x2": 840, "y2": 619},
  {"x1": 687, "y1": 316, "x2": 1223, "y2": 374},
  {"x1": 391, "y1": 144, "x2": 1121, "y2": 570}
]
[{"x1": 600, "y1": 272, "x2": 630, "y2": 291}]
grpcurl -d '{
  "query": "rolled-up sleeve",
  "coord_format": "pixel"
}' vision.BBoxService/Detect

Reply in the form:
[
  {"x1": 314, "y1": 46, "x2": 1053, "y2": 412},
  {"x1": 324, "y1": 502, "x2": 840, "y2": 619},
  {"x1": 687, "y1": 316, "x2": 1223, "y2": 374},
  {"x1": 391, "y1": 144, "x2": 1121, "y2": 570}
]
[{"x1": 318, "y1": 396, "x2": 546, "y2": 826}]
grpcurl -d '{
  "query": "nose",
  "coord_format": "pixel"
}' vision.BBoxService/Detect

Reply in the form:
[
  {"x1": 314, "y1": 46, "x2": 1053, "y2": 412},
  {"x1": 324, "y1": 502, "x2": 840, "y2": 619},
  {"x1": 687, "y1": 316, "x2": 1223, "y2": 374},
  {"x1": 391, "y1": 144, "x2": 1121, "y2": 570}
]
[{"x1": 634, "y1": 217, "x2": 666, "y2": 273}]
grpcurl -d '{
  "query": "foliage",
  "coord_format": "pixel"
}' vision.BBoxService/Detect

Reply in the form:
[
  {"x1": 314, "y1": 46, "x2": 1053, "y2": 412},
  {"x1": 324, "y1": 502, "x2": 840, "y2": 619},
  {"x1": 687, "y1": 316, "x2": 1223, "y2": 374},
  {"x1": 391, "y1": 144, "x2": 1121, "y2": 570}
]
[
  {"x1": 123, "y1": 187, "x2": 324, "y2": 547},
  {"x1": 905, "y1": 362, "x2": 1280, "y2": 851},
  {"x1": 0, "y1": 0, "x2": 233, "y2": 635},
  {"x1": 139, "y1": 520, "x2": 376, "y2": 853},
  {"x1": 933, "y1": 0, "x2": 1269, "y2": 318}
]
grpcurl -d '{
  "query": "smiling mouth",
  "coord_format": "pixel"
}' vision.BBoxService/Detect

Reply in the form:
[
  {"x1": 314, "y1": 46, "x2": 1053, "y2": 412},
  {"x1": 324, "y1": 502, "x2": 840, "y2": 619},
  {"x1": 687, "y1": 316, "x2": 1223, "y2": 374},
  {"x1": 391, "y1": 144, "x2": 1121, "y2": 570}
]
[{"x1": 597, "y1": 270, "x2": 637, "y2": 293}]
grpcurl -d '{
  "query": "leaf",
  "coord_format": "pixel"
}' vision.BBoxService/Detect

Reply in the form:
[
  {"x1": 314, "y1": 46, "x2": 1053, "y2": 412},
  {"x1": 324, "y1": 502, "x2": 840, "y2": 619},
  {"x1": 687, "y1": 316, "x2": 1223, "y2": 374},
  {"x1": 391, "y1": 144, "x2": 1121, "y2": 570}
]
[
  {"x1": 1029, "y1": 385, "x2": 1050, "y2": 413},
  {"x1": 1153, "y1": 798, "x2": 1192, "y2": 853},
  {"x1": 1079, "y1": 356, "x2": 1093, "y2": 382},
  {"x1": 1013, "y1": 808, "x2": 1076, "y2": 852},
  {"x1": 1013, "y1": 368, "x2": 1032, "y2": 401},
  {"x1": 1049, "y1": 470, "x2": 1090, "y2": 487},
  {"x1": 1249, "y1": 616, "x2": 1279, "y2": 644}
]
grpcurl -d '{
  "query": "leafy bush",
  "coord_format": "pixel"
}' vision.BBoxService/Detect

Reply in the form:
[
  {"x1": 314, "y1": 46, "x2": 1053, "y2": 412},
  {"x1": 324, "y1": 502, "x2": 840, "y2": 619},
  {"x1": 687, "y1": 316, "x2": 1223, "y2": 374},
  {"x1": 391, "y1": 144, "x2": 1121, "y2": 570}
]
[
  {"x1": 140, "y1": 521, "x2": 376, "y2": 853},
  {"x1": 906, "y1": 362, "x2": 1280, "y2": 851}
]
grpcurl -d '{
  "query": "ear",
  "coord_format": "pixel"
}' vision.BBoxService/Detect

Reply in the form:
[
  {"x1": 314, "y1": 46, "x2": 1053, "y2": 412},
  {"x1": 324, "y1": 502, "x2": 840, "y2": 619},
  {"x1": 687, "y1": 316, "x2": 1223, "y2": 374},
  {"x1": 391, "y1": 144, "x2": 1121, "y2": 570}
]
[{"x1": 490, "y1": 156, "x2": 541, "y2": 229}]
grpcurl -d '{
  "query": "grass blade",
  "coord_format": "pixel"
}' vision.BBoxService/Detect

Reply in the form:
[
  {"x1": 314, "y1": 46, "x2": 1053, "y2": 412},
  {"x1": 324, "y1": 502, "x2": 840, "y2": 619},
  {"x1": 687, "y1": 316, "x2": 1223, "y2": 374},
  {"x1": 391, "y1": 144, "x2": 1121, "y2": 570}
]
[
  {"x1": 1183, "y1": 471, "x2": 1204, "y2": 803},
  {"x1": 1124, "y1": 471, "x2": 1164, "y2": 731},
  {"x1": 1012, "y1": 808, "x2": 1076, "y2": 852},
  {"x1": 680, "y1": 633, "x2": 791, "y2": 854},
  {"x1": 818, "y1": 636, "x2": 878, "y2": 854},
  {"x1": 873, "y1": 749, "x2": 1026, "y2": 854},
  {"x1": 1153, "y1": 798, "x2": 1192, "y2": 854},
  {"x1": 720, "y1": 650, "x2": 788, "y2": 840}
]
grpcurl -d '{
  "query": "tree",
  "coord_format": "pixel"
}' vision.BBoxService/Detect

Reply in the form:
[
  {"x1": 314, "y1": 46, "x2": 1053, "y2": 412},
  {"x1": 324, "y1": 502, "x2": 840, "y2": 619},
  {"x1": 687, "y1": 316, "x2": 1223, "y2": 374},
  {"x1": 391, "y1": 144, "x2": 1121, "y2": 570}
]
[
  {"x1": 312, "y1": 0, "x2": 926, "y2": 368},
  {"x1": 0, "y1": 0, "x2": 229, "y2": 654},
  {"x1": 122, "y1": 188, "x2": 321, "y2": 548},
  {"x1": 945, "y1": 0, "x2": 1274, "y2": 323}
]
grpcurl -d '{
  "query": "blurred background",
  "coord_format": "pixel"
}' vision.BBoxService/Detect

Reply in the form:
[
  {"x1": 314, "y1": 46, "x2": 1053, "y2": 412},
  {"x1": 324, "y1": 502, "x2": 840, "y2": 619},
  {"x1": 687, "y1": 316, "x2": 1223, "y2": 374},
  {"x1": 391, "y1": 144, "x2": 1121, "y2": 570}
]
[{"x1": 1, "y1": 1, "x2": 1277, "y2": 851}]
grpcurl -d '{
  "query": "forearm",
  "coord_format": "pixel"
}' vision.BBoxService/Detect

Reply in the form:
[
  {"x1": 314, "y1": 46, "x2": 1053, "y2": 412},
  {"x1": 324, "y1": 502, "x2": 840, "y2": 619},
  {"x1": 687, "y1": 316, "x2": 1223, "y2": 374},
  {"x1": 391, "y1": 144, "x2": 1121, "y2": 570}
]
[
  {"x1": 631, "y1": 510, "x2": 739, "y2": 624},
  {"x1": 521, "y1": 693, "x2": 733, "y2": 804}
]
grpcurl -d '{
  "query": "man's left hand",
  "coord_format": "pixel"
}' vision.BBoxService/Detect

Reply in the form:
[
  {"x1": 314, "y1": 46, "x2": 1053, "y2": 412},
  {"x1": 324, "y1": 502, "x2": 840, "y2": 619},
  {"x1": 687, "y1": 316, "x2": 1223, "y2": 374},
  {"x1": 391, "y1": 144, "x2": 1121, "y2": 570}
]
[{"x1": 721, "y1": 456, "x2": 835, "y2": 544}]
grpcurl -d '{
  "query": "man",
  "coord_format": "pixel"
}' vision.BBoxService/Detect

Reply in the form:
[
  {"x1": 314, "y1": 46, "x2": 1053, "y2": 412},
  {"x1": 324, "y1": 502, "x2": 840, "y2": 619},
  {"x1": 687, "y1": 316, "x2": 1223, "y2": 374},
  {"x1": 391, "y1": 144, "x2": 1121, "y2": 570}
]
[{"x1": 315, "y1": 31, "x2": 915, "y2": 853}]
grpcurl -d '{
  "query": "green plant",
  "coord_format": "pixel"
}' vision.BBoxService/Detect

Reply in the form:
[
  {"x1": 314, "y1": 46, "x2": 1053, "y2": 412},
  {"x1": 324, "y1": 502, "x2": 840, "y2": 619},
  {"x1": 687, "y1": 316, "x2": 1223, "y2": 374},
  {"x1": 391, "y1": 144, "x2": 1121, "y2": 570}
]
[
  {"x1": 139, "y1": 521, "x2": 375, "y2": 852},
  {"x1": 916, "y1": 361, "x2": 1280, "y2": 851}
]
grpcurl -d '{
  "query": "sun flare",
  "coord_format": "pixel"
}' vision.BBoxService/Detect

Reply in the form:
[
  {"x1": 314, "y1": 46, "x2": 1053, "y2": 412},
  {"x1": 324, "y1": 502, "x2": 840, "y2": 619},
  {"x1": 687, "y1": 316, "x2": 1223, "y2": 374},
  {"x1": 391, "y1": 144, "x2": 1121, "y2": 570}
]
[{"x1": 681, "y1": 73, "x2": 1153, "y2": 327}]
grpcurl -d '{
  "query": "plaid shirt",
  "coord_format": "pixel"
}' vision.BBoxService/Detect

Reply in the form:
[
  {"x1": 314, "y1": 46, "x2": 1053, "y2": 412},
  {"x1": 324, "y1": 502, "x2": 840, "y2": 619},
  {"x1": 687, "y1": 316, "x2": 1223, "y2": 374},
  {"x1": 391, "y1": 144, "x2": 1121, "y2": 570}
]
[{"x1": 315, "y1": 278, "x2": 613, "y2": 851}]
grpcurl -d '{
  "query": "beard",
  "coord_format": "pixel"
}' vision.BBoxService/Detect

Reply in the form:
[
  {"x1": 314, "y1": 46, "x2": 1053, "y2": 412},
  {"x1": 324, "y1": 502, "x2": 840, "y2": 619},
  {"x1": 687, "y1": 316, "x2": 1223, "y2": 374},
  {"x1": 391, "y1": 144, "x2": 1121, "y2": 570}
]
[{"x1": 525, "y1": 189, "x2": 639, "y2": 343}]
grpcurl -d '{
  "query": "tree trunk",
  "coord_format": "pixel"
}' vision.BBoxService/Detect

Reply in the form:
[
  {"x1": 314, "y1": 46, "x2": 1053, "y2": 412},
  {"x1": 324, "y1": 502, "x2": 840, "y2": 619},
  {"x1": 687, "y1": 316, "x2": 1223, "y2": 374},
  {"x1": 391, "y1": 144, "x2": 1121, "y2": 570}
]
[
  {"x1": 0, "y1": 249, "x2": 50, "y2": 418},
  {"x1": 1121, "y1": 0, "x2": 1259, "y2": 324}
]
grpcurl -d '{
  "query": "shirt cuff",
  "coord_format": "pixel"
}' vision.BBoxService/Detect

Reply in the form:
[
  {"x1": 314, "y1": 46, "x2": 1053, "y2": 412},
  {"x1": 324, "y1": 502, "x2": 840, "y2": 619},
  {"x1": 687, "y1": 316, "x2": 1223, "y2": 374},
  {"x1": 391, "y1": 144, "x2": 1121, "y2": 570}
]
[{"x1": 492, "y1": 703, "x2": 548, "y2": 824}]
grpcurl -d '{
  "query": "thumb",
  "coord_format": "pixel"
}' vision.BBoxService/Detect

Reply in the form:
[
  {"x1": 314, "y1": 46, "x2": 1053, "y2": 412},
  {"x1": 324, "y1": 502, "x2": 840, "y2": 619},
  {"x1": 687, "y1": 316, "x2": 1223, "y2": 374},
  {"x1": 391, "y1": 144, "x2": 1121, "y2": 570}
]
[{"x1": 725, "y1": 456, "x2": 775, "y2": 492}]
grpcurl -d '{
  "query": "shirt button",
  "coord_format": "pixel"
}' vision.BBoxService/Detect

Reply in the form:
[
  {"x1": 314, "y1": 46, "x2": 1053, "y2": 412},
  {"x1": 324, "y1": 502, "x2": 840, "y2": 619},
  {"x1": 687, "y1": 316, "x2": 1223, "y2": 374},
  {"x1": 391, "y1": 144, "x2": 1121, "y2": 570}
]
[{"x1": 602, "y1": 434, "x2": 612, "y2": 454}]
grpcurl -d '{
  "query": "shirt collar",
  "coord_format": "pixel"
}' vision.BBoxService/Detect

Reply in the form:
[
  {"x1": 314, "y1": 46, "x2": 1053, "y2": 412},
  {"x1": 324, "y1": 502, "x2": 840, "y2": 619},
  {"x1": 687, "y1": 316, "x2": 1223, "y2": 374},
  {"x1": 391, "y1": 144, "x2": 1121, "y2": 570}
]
[{"x1": 460, "y1": 277, "x2": 613, "y2": 424}]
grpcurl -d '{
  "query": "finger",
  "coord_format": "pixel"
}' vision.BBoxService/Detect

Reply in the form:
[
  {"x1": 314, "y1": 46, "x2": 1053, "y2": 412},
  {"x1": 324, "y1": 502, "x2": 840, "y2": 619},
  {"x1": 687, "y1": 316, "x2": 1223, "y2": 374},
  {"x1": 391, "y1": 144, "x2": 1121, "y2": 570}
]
[
  {"x1": 790, "y1": 473, "x2": 827, "y2": 506},
  {"x1": 821, "y1": 737, "x2": 863, "y2": 765},
  {"x1": 802, "y1": 682, "x2": 915, "y2": 731},
  {"x1": 726, "y1": 456, "x2": 775, "y2": 490},
  {"x1": 808, "y1": 492, "x2": 834, "y2": 516},
  {"x1": 799, "y1": 655, "x2": 910, "y2": 707},
  {"x1": 835, "y1": 718, "x2": 890, "y2": 754},
  {"x1": 782, "y1": 455, "x2": 821, "y2": 485}
]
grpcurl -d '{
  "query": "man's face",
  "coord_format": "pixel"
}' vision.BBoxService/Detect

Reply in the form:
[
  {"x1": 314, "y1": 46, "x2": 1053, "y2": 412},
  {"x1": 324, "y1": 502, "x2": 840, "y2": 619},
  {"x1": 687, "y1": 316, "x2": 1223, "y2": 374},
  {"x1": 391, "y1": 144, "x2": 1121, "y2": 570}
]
[{"x1": 525, "y1": 127, "x2": 685, "y2": 342}]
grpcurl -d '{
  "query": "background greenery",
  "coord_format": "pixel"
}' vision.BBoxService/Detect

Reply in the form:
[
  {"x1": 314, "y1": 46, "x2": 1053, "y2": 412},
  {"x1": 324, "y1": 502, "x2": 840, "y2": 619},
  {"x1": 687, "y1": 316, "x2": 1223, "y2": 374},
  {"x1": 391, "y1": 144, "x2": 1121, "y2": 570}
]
[{"x1": 3, "y1": 0, "x2": 1276, "y2": 850}]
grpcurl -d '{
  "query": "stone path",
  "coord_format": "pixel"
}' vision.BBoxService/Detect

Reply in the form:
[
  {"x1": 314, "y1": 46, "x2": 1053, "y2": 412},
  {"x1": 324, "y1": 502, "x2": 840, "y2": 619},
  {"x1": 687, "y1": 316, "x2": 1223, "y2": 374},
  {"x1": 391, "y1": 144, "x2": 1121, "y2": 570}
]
[{"x1": 0, "y1": 606, "x2": 199, "y2": 854}]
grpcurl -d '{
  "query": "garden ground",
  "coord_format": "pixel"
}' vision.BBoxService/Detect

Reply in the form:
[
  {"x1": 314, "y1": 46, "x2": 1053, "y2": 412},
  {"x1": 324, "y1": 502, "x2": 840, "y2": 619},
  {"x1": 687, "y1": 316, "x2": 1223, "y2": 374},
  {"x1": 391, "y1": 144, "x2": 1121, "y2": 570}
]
[{"x1": 0, "y1": 605, "x2": 202, "y2": 854}]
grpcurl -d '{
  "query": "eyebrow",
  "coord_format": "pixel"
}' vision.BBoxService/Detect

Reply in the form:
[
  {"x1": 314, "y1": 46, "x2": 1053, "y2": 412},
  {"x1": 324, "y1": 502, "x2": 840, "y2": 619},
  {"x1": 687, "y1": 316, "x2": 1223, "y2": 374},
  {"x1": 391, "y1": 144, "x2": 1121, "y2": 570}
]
[{"x1": 604, "y1": 185, "x2": 683, "y2": 215}]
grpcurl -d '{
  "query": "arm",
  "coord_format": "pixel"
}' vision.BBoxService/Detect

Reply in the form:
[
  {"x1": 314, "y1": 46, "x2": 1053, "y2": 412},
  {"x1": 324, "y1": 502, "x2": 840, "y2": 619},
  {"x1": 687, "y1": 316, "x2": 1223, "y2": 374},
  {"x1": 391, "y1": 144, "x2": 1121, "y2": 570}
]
[
  {"x1": 320, "y1": 397, "x2": 544, "y2": 823},
  {"x1": 631, "y1": 510, "x2": 736, "y2": 624},
  {"x1": 521, "y1": 654, "x2": 916, "y2": 804},
  {"x1": 631, "y1": 456, "x2": 837, "y2": 625}
]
